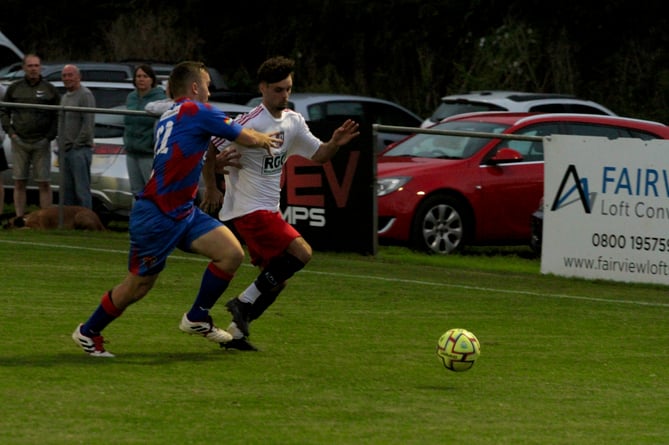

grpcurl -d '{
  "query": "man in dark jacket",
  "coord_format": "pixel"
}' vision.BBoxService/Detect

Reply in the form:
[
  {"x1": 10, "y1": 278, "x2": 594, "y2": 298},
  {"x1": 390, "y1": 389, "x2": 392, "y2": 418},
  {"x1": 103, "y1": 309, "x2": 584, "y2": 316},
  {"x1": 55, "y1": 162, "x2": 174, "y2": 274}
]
[{"x1": 0, "y1": 54, "x2": 60, "y2": 221}]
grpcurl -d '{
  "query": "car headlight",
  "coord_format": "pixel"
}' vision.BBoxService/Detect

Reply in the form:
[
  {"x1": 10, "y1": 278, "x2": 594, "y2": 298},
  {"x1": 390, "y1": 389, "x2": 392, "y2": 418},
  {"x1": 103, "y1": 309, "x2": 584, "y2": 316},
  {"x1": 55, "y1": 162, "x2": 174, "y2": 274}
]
[{"x1": 377, "y1": 176, "x2": 411, "y2": 197}]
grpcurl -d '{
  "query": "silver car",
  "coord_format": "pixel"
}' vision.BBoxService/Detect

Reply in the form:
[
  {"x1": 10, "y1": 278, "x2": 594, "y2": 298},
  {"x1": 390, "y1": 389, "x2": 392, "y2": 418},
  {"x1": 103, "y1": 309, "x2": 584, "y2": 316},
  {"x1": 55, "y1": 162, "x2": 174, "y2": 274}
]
[
  {"x1": 1, "y1": 101, "x2": 251, "y2": 223},
  {"x1": 246, "y1": 92, "x2": 423, "y2": 151},
  {"x1": 420, "y1": 90, "x2": 617, "y2": 128}
]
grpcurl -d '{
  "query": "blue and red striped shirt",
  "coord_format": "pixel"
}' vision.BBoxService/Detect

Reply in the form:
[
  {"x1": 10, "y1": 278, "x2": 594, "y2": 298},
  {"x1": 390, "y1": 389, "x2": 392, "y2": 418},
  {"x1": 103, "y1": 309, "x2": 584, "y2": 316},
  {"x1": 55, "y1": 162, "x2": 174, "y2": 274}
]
[{"x1": 137, "y1": 98, "x2": 243, "y2": 220}]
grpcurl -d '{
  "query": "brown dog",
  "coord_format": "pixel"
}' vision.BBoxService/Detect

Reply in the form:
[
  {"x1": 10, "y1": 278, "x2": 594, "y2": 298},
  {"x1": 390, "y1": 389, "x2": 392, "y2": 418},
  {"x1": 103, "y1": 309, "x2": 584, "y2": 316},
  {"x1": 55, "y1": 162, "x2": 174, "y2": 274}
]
[{"x1": 6, "y1": 206, "x2": 106, "y2": 231}]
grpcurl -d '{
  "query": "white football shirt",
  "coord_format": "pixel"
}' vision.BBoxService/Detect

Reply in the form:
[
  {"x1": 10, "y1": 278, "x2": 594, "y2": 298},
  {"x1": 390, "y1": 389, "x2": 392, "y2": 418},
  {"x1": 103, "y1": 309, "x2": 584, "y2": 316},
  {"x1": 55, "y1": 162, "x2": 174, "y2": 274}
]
[{"x1": 212, "y1": 104, "x2": 322, "y2": 220}]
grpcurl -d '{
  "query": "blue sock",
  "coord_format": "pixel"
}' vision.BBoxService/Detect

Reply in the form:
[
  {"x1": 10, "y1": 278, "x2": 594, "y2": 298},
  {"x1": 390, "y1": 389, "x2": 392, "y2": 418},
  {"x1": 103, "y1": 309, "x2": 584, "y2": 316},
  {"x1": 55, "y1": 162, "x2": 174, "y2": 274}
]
[
  {"x1": 81, "y1": 290, "x2": 123, "y2": 335},
  {"x1": 187, "y1": 263, "x2": 233, "y2": 321}
]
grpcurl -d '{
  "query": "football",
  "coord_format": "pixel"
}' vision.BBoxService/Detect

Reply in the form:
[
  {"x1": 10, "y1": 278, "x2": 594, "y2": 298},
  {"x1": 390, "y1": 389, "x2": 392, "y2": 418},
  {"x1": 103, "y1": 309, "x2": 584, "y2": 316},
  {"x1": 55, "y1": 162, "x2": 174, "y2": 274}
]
[{"x1": 436, "y1": 328, "x2": 481, "y2": 372}]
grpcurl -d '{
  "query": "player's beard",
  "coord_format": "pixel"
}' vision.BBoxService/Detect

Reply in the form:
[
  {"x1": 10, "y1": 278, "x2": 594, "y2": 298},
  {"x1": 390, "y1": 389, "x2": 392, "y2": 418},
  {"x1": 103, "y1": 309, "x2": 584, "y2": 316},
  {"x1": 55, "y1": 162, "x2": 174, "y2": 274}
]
[{"x1": 270, "y1": 100, "x2": 288, "y2": 113}]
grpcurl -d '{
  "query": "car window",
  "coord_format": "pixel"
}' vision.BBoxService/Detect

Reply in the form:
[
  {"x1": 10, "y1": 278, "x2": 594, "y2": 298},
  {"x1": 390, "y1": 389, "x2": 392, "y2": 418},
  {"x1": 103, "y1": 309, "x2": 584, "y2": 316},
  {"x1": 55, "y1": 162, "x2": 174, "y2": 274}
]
[
  {"x1": 501, "y1": 121, "x2": 661, "y2": 163},
  {"x1": 529, "y1": 103, "x2": 609, "y2": 115},
  {"x1": 505, "y1": 123, "x2": 562, "y2": 161},
  {"x1": 368, "y1": 102, "x2": 422, "y2": 127},
  {"x1": 627, "y1": 129, "x2": 664, "y2": 140},
  {"x1": 563, "y1": 122, "x2": 629, "y2": 138},
  {"x1": 306, "y1": 101, "x2": 365, "y2": 121},
  {"x1": 86, "y1": 86, "x2": 133, "y2": 108},
  {"x1": 384, "y1": 121, "x2": 508, "y2": 158}
]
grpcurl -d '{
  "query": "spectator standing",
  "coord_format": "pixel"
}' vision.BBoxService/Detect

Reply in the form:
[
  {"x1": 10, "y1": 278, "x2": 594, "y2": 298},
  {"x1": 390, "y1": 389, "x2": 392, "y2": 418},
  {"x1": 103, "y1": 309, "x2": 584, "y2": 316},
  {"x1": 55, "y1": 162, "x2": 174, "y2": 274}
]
[
  {"x1": 71, "y1": 61, "x2": 281, "y2": 357},
  {"x1": 205, "y1": 56, "x2": 360, "y2": 351},
  {"x1": 59, "y1": 64, "x2": 95, "y2": 208},
  {"x1": 124, "y1": 64, "x2": 167, "y2": 201},
  {"x1": 0, "y1": 54, "x2": 60, "y2": 221}
]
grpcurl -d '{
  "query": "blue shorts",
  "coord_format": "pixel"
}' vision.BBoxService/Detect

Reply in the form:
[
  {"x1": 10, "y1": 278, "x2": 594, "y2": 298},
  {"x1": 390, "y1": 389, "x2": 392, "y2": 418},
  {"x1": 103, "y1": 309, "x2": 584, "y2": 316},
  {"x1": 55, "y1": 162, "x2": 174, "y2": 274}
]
[{"x1": 128, "y1": 199, "x2": 223, "y2": 276}]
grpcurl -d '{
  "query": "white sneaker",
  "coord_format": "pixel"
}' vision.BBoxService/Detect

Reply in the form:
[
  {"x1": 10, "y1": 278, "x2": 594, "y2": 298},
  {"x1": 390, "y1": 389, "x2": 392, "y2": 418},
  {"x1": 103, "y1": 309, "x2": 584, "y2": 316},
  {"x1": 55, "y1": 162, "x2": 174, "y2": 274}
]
[
  {"x1": 179, "y1": 314, "x2": 233, "y2": 343},
  {"x1": 72, "y1": 324, "x2": 115, "y2": 357}
]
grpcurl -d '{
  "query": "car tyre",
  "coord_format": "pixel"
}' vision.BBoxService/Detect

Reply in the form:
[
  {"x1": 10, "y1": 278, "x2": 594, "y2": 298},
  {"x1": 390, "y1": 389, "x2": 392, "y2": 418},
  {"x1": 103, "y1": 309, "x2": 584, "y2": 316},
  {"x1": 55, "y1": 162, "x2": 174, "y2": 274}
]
[{"x1": 410, "y1": 194, "x2": 470, "y2": 254}]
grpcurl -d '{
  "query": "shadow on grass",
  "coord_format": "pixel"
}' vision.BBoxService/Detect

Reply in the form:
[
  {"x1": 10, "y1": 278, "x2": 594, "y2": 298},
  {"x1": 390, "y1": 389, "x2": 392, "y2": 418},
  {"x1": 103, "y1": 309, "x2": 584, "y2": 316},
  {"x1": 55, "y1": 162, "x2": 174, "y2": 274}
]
[{"x1": 0, "y1": 350, "x2": 239, "y2": 367}]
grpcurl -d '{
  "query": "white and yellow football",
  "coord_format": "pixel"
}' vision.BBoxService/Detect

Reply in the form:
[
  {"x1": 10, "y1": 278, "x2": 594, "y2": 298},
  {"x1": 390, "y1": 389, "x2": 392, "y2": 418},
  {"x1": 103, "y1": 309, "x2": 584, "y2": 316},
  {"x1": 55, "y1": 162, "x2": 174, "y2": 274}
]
[{"x1": 436, "y1": 328, "x2": 480, "y2": 372}]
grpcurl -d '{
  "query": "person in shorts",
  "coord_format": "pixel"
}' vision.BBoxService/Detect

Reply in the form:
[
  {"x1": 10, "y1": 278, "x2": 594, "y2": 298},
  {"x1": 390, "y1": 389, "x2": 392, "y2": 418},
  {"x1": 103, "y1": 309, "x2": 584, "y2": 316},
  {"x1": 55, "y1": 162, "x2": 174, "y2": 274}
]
[
  {"x1": 71, "y1": 61, "x2": 281, "y2": 357},
  {"x1": 205, "y1": 56, "x2": 360, "y2": 350},
  {"x1": 0, "y1": 54, "x2": 60, "y2": 221}
]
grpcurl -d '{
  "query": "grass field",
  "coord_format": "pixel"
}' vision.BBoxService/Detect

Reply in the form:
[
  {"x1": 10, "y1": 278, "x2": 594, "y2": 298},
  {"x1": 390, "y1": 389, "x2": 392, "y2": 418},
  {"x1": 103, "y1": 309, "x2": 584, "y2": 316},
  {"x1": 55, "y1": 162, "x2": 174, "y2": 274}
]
[{"x1": 1, "y1": 230, "x2": 667, "y2": 444}]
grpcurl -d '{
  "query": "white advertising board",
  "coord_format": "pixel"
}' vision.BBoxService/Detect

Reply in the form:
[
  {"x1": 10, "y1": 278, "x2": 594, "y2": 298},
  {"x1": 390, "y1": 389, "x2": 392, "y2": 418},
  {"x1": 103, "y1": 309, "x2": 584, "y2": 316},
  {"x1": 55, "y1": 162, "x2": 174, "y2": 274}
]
[{"x1": 542, "y1": 134, "x2": 669, "y2": 285}]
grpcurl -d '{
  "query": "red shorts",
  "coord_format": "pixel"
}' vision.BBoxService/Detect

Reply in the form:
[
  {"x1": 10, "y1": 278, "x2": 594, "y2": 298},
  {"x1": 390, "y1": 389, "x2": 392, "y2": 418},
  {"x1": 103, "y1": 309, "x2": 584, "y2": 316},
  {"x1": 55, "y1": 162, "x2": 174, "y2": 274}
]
[{"x1": 232, "y1": 210, "x2": 300, "y2": 268}]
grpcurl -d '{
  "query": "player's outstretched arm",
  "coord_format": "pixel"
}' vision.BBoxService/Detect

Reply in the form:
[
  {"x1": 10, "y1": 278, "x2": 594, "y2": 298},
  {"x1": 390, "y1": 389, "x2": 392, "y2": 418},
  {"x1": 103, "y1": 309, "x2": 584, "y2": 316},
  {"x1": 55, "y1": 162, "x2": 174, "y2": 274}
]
[
  {"x1": 311, "y1": 119, "x2": 361, "y2": 164},
  {"x1": 235, "y1": 128, "x2": 281, "y2": 153}
]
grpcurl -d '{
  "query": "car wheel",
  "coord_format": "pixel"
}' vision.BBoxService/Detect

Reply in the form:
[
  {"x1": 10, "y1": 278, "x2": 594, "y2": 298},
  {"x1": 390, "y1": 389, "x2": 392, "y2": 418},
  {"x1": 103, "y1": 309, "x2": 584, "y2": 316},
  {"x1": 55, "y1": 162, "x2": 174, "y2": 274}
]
[{"x1": 410, "y1": 194, "x2": 470, "y2": 254}]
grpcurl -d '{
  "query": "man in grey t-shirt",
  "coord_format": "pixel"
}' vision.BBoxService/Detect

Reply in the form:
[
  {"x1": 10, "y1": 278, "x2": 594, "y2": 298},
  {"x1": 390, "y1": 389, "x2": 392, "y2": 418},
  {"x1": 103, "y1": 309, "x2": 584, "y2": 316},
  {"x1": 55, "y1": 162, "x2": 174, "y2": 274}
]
[{"x1": 60, "y1": 64, "x2": 95, "y2": 208}]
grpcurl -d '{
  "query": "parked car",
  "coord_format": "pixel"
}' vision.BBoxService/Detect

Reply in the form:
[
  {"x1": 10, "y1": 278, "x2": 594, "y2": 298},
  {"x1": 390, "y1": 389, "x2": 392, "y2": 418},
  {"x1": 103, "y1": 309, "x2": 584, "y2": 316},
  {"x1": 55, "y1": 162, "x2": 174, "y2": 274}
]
[
  {"x1": 51, "y1": 80, "x2": 137, "y2": 108},
  {"x1": 246, "y1": 93, "x2": 423, "y2": 150},
  {"x1": 377, "y1": 112, "x2": 669, "y2": 254},
  {"x1": 2, "y1": 101, "x2": 252, "y2": 222},
  {"x1": 0, "y1": 62, "x2": 135, "y2": 84},
  {"x1": 530, "y1": 197, "x2": 544, "y2": 255},
  {"x1": 420, "y1": 90, "x2": 617, "y2": 128}
]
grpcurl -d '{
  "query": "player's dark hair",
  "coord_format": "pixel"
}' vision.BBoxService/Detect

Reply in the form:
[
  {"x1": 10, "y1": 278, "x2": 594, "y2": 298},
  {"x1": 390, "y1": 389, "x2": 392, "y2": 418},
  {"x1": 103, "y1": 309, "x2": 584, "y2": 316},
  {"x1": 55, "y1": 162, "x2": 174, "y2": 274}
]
[
  {"x1": 257, "y1": 56, "x2": 295, "y2": 84},
  {"x1": 169, "y1": 61, "x2": 207, "y2": 97}
]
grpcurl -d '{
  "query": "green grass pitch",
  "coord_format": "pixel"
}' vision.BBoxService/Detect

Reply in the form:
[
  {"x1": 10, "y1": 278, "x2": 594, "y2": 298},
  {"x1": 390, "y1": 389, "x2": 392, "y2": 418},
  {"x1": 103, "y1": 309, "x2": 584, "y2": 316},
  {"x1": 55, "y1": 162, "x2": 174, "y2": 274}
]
[{"x1": 0, "y1": 230, "x2": 667, "y2": 444}]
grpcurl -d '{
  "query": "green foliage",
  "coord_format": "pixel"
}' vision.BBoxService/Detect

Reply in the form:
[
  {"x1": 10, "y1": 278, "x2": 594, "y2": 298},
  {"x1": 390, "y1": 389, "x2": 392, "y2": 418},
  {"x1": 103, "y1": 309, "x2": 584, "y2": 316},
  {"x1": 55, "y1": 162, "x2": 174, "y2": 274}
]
[
  {"x1": 105, "y1": 10, "x2": 204, "y2": 62},
  {"x1": 1, "y1": 231, "x2": 668, "y2": 444},
  {"x1": 4, "y1": 2, "x2": 669, "y2": 120}
]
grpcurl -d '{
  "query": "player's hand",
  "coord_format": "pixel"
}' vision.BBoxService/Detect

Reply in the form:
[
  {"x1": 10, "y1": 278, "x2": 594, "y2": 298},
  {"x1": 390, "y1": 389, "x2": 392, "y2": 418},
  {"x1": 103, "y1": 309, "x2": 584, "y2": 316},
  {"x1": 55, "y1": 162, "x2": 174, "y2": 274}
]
[
  {"x1": 255, "y1": 130, "x2": 282, "y2": 154},
  {"x1": 214, "y1": 146, "x2": 242, "y2": 174},
  {"x1": 332, "y1": 119, "x2": 360, "y2": 147},
  {"x1": 200, "y1": 186, "x2": 224, "y2": 215}
]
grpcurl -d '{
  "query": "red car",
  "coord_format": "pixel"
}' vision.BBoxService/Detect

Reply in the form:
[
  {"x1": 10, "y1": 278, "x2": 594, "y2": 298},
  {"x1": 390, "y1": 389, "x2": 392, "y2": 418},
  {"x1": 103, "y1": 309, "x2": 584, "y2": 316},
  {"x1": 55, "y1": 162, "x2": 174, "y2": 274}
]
[{"x1": 377, "y1": 112, "x2": 669, "y2": 254}]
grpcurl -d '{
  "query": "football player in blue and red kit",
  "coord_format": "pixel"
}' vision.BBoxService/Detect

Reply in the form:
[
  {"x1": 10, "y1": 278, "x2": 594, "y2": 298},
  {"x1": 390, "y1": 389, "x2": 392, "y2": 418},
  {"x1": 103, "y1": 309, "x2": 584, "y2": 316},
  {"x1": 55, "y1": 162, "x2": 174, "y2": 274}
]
[{"x1": 72, "y1": 61, "x2": 281, "y2": 357}]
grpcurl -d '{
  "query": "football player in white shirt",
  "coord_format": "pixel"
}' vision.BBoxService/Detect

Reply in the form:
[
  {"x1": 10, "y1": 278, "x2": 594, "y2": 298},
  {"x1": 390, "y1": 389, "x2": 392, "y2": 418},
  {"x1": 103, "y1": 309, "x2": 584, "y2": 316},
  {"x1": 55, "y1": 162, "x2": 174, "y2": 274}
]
[{"x1": 205, "y1": 56, "x2": 360, "y2": 350}]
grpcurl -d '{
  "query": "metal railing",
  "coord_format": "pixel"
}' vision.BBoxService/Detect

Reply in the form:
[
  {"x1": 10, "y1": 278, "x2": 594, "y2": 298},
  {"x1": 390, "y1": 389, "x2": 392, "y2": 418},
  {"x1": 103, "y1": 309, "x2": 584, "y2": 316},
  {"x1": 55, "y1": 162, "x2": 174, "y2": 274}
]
[{"x1": 1, "y1": 100, "x2": 153, "y2": 227}]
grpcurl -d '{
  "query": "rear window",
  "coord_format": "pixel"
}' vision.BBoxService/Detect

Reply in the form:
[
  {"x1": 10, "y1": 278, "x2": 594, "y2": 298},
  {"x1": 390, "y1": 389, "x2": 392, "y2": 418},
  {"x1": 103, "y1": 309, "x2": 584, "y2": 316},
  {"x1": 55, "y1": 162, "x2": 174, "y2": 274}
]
[{"x1": 430, "y1": 101, "x2": 507, "y2": 122}]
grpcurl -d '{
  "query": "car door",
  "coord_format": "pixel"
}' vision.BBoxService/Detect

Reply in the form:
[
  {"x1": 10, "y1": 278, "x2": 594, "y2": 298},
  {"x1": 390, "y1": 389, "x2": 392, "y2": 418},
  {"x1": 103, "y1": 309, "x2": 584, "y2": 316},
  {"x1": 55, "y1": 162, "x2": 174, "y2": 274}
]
[
  {"x1": 364, "y1": 101, "x2": 423, "y2": 150},
  {"x1": 474, "y1": 123, "x2": 560, "y2": 241}
]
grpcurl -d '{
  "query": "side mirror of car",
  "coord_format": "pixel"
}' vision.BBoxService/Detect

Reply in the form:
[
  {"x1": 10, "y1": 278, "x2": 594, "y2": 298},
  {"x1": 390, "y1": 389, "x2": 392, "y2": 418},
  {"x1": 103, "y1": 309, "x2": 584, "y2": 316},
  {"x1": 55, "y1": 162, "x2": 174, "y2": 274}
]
[{"x1": 488, "y1": 147, "x2": 524, "y2": 164}]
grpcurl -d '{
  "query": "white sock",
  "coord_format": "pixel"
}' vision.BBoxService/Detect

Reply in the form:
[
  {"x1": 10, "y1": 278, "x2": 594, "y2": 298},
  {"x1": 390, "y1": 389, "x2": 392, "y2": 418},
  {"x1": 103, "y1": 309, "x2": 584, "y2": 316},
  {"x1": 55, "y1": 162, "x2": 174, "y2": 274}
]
[
  {"x1": 238, "y1": 283, "x2": 261, "y2": 304},
  {"x1": 226, "y1": 322, "x2": 244, "y2": 339}
]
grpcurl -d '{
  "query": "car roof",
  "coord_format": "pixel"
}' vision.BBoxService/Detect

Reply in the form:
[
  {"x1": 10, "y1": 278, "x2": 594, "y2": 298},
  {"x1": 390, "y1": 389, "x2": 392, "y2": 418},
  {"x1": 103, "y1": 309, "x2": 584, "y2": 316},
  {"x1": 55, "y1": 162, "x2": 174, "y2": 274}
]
[
  {"x1": 441, "y1": 111, "x2": 669, "y2": 132},
  {"x1": 442, "y1": 90, "x2": 579, "y2": 101},
  {"x1": 2, "y1": 62, "x2": 136, "y2": 83},
  {"x1": 441, "y1": 90, "x2": 615, "y2": 111},
  {"x1": 248, "y1": 92, "x2": 423, "y2": 123},
  {"x1": 289, "y1": 92, "x2": 419, "y2": 109}
]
